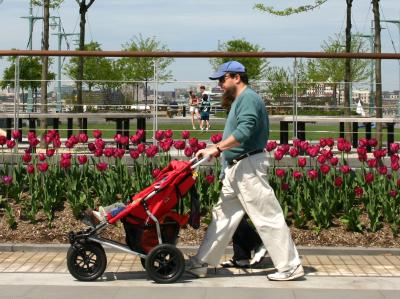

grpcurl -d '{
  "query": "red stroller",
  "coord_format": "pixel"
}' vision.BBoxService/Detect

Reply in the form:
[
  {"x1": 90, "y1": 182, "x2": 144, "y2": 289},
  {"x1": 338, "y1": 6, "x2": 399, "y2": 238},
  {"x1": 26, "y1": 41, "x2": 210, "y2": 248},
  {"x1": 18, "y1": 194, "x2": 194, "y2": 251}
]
[{"x1": 67, "y1": 158, "x2": 205, "y2": 284}]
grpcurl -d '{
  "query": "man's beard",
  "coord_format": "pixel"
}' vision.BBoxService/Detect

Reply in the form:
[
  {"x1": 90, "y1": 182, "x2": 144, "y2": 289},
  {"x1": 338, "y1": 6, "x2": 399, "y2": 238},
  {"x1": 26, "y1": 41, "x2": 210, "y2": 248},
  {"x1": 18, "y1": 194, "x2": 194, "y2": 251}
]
[{"x1": 221, "y1": 85, "x2": 237, "y2": 112}]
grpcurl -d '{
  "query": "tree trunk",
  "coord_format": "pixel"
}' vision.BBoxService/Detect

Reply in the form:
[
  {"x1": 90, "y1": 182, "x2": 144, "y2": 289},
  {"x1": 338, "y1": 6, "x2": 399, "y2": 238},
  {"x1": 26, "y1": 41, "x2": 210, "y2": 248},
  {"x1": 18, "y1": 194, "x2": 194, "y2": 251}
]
[
  {"x1": 343, "y1": 0, "x2": 353, "y2": 142},
  {"x1": 372, "y1": 0, "x2": 383, "y2": 147},
  {"x1": 76, "y1": 2, "x2": 87, "y2": 130},
  {"x1": 40, "y1": 0, "x2": 50, "y2": 134}
]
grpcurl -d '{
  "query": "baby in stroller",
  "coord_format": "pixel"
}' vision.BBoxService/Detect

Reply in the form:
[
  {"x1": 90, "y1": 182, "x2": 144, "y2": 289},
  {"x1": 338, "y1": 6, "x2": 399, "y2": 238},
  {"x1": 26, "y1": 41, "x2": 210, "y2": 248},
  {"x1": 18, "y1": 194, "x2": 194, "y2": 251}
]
[{"x1": 68, "y1": 159, "x2": 202, "y2": 284}]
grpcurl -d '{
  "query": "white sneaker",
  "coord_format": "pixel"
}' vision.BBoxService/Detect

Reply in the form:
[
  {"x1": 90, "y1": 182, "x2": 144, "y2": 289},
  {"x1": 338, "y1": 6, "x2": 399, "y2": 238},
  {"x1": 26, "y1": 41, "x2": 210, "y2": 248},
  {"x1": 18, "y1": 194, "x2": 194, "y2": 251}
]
[
  {"x1": 267, "y1": 264, "x2": 304, "y2": 281},
  {"x1": 185, "y1": 256, "x2": 208, "y2": 278},
  {"x1": 250, "y1": 245, "x2": 268, "y2": 265}
]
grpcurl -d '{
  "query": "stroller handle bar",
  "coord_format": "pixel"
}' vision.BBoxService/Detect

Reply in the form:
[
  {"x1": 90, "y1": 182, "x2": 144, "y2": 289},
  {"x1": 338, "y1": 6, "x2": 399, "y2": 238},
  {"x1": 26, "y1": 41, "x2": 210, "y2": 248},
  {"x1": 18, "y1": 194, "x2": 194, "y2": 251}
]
[{"x1": 190, "y1": 155, "x2": 211, "y2": 169}]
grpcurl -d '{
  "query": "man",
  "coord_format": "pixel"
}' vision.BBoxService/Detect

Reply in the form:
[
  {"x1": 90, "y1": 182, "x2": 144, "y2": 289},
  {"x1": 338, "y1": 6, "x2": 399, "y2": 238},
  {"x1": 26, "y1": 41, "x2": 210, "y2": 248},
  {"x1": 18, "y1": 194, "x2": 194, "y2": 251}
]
[
  {"x1": 187, "y1": 61, "x2": 304, "y2": 281},
  {"x1": 199, "y1": 89, "x2": 211, "y2": 131}
]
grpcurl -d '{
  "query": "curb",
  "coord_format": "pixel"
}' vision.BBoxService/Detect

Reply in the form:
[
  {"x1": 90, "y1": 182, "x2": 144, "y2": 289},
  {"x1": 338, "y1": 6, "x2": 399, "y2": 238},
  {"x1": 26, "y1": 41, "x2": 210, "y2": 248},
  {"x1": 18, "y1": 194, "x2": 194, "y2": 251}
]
[{"x1": 1, "y1": 243, "x2": 399, "y2": 256}]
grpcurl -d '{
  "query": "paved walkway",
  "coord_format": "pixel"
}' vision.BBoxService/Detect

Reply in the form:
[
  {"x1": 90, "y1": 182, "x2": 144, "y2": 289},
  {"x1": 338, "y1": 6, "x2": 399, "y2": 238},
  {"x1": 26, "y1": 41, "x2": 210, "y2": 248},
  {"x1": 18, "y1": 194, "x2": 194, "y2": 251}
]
[{"x1": 0, "y1": 246, "x2": 399, "y2": 298}]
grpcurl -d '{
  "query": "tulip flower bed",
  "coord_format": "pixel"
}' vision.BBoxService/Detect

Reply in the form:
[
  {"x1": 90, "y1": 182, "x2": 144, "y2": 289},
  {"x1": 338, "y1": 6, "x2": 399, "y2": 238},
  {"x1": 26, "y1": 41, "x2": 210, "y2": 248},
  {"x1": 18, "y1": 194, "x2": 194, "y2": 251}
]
[
  {"x1": 0, "y1": 129, "x2": 222, "y2": 229},
  {"x1": 266, "y1": 137, "x2": 400, "y2": 235},
  {"x1": 1, "y1": 129, "x2": 400, "y2": 240}
]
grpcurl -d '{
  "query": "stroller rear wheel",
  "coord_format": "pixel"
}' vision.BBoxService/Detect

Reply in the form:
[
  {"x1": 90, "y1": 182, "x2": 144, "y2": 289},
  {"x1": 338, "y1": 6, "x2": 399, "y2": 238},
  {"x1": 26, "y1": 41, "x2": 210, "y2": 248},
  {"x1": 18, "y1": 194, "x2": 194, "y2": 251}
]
[
  {"x1": 67, "y1": 242, "x2": 107, "y2": 281},
  {"x1": 145, "y1": 244, "x2": 185, "y2": 283}
]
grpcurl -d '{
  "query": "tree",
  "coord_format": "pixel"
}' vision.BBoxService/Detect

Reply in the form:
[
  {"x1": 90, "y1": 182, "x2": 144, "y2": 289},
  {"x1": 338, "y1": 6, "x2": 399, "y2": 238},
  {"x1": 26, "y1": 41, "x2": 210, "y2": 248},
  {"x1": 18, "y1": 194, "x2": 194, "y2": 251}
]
[
  {"x1": 118, "y1": 34, "x2": 174, "y2": 105},
  {"x1": 210, "y1": 38, "x2": 268, "y2": 81},
  {"x1": 32, "y1": 0, "x2": 64, "y2": 8},
  {"x1": 39, "y1": 0, "x2": 50, "y2": 132},
  {"x1": 64, "y1": 42, "x2": 123, "y2": 106},
  {"x1": 255, "y1": 0, "x2": 354, "y2": 140},
  {"x1": 307, "y1": 34, "x2": 370, "y2": 105},
  {"x1": 75, "y1": 0, "x2": 96, "y2": 128},
  {"x1": 1, "y1": 56, "x2": 55, "y2": 109},
  {"x1": 372, "y1": 0, "x2": 383, "y2": 147},
  {"x1": 254, "y1": 0, "x2": 328, "y2": 16}
]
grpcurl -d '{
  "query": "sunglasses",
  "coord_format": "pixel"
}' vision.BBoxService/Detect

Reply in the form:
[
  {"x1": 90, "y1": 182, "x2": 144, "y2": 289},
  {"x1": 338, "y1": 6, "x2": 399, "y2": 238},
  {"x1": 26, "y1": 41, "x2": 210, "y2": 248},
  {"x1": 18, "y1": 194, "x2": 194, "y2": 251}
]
[{"x1": 218, "y1": 74, "x2": 233, "y2": 84}]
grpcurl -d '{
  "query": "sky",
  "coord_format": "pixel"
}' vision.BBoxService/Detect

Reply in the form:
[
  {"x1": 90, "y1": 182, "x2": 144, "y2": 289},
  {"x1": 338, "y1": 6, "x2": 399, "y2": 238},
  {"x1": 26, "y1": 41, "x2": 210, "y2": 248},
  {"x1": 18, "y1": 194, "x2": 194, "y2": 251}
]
[{"x1": 0, "y1": 0, "x2": 399, "y2": 91}]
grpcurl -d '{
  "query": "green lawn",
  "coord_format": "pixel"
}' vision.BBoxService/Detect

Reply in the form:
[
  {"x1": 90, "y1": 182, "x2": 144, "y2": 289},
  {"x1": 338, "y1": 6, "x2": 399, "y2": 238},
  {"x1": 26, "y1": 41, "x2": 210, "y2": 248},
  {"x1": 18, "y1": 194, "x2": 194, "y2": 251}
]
[{"x1": 19, "y1": 121, "x2": 400, "y2": 142}]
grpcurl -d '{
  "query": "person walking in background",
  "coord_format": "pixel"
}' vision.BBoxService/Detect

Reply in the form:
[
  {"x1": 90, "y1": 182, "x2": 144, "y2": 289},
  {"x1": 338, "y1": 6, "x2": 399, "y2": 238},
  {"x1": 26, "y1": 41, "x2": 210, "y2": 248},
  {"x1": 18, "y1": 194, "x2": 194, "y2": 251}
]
[
  {"x1": 186, "y1": 60, "x2": 304, "y2": 281},
  {"x1": 199, "y1": 91, "x2": 211, "y2": 131},
  {"x1": 188, "y1": 90, "x2": 200, "y2": 130}
]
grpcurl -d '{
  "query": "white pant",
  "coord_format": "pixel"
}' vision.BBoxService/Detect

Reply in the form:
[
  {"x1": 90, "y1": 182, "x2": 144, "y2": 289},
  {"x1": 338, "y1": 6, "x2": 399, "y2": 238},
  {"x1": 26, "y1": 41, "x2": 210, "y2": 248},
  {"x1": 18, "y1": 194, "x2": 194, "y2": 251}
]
[{"x1": 195, "y1": 152, "x2": 300, "y2": 271}]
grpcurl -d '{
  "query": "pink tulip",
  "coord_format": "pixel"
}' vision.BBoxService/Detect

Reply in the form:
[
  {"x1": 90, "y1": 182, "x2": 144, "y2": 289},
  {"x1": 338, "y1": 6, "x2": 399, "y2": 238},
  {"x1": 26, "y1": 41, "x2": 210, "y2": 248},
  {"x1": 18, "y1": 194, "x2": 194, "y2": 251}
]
[
  {"x1": 274, "y1": 150, "x2": 284, "y2": 161},
  {"x1": 46, "y1": 149, "x2": 55, "y2": 157},
  {"x1": 320, "y1": 164, "x2": 330, "y2": 174},
  {"x1": 205, "y1": 175, "x2": 215, "y2": 184},
  {"x1": 307, "y1": 169, "x2": 318, "y2": 180},
  {"x1": 210, "y1": 133, "x2": 222, "y2": 144},
  {"x1": 329, "y1": 157, "x2": 339, "y2": 166},
  {"x1": 96, "y1": 162, "x2": 108, "y2": 171},
  {"x1": 389, "y1": 190, "x2": 398, "y2": 198},
  {"x1": 293, "y1": 170, "x2": 303, "y2": 180},
  {"x1": 275, "y1": 168, "x2": 286, "y2": 178},
  {"x1": 181, "y1": 130, "x2": 190, "y2": 139},
  {"x1": 152, "y1": 168, "x2": 161, "y2": 178},
  {"x1": 22, "y1": 153, "x2": 32, "y2": 163},
  {"x1": 365, "y1": 172, "x2": 374, "y2": 184},
  {"x1": 77, "y1": 155, "x2": 88, "y2": 165},
  {"x1": 340, "y1": 165, "x2": 351, "y2": 174},
  {"x1": 354, "y1": 186, "x2": 364, "y2": 198},
  {"x1": 173, "y1": 140, "x2": 186, "y2": 150},
  {"x1": 297, "y1": 157, "x2": 307, "y2": 168},
  {"x1": 137, "y1": 143, "x2": 146, "y2": 153},
  {"x1": 0, "y1": 135, "x2": 6, "y2": 146},
  {"x1": 129, "y1": 150, "x2": 140, "y2": 159},
  {"x1": 334, "y1": 176, "x2": 343, "y2": 187},
  {"x1": 11, "y1": 130, "x2": 21, "y2": 140},
  {"x1": 78, "y1": 133, "x2": 88, "y2": 143},
  {"x1": 6, "y1": 139, "x2": 15, "y2": 149},
  {"x1": 289, "y1": 147, "x2": 299, "y2": 157},
  {"x1": 368, "y1": 138, "x2": 378, "y2": 147},
  {"x1": 26, "y1": 164, "x2": 35, "y2": 174},
  {"x1": 164, "y1": 129, "x2": 173, "y2": 138},
  {"x1": 130, "y1": 134, "x2": 141, "y2": 144},
  {"x1": 88, "y1": 143, "x2": 96, "y2": 152},
  {"x1": 378, "y1": 166, "x2": 388, "y2": 175},
  {"x1": 38, "y1": 153, "x2": 46, "y2": 161},
  {"x1": 265, "y1": 140, "x2": 278, "y2": 152},
  {"x1": 281, "y1": 182, "x2": 289, "y2": 191},
  {"x1": 93, "y1": 129, "x2": 102, "y2": 139},
  {"x1": 2, "y1": 176, "x2": 13, "y2": 185},
  {"x1": 61, "y1": 153, "x2": 72, "y2": 160},
  {"x1": 155, "y1": 130, "x2": 165, "y2": 141},
  {"x1": 184, "y1": 147, "x2": 193, "y2": 157},
  {"x1": 60, "y1": 159, "x2": 71, "y2": 169},
  {"x1": 114, "y1": 148, "x2": 125, "y2": 158},
  {"x1": 104, "y1": 148, "x2": 115, "y2": 157},
  {"x1": 38, "y1": 162, "x2": 49, "y2": 172},
  {"x1": 189, "y1": 137, "x2": 198, "y2": 148},
  {"x1": 94, "y1": 149, "x2": 103, "y2": 157}
]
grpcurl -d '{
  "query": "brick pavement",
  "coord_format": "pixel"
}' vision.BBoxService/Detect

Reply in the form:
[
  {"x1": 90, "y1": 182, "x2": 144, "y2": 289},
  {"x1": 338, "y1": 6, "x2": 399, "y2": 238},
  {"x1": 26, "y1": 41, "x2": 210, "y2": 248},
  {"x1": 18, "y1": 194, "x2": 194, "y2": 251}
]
[{"x1": 1, "y1": 250, "x2": 400, "y2": 278}]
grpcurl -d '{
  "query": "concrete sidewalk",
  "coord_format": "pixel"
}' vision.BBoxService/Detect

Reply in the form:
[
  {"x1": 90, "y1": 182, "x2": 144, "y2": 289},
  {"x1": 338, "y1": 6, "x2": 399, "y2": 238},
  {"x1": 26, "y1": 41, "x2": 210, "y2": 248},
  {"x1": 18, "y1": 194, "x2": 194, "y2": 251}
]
[{"x1": 0, "y1": 245, "x2": 399, "y2": 298}]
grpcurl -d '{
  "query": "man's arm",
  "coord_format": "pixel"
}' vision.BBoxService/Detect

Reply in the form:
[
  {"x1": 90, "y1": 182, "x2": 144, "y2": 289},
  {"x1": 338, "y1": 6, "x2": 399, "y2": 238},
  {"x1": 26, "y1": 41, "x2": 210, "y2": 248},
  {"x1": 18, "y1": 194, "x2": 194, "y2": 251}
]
[{"x1": 195, "y1": 135, "x2": 240, "y2": 158}]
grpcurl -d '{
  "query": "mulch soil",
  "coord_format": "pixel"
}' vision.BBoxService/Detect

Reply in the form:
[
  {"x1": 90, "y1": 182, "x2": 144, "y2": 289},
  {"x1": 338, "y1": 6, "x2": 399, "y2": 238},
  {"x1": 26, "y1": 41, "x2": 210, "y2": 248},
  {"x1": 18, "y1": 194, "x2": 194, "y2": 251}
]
[{"x1": 1, "y1": 202, "x2": 400, "y2": 248}]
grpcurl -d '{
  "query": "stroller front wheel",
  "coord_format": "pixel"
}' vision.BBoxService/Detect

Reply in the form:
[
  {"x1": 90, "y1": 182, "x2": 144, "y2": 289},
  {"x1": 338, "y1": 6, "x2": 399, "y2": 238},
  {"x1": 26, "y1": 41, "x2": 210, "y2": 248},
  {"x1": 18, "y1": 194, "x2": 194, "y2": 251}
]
[
  {"x1": 145, "y1": 244, "x2": 185, "y2": 283},
  {"x1": 67, "y1": 242, "x2": 107, "y2": 281}
]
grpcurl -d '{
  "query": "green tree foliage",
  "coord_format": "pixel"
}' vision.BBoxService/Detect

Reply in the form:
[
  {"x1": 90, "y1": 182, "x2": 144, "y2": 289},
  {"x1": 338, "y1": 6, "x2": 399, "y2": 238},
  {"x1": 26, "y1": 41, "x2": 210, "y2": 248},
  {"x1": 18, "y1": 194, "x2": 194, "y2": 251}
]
[
  {"x1": 210, "y1": 38, "x2": 268, "y2": 81},
  {"x1": 64, "y1": 42, "x2": 120, "y2": 92},
  {"x1": 254, "y1": 0, "x2": 328, "y2": 16},
  {"x1": 32, "y1": 0, "x2": 64, "y2": 8},
  {"x1": 1, "y1": 56, "x2": 55, "y2": 93},
  {"x1": 266, "y1": 59, "x2": 308, "y2": 101},
  {"x1": 119, "y1": 34, "x2": 174, "y2": 82},
  {"x1": 307, "y1": 34, "x2": 370, "y2": 103}
]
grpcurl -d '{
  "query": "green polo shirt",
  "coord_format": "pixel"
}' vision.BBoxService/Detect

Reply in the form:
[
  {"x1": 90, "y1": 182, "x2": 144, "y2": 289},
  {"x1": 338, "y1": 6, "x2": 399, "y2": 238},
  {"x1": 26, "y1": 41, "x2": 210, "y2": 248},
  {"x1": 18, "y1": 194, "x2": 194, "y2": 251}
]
[{"x1": 222, "y1": 87, "x2": 269, "y2": 162}]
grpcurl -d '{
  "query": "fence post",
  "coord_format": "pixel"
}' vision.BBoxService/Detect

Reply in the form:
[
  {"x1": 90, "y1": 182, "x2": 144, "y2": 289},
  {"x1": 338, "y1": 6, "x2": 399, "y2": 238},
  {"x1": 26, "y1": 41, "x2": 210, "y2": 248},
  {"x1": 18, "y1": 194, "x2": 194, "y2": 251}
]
[{"x1": 292, "y1": 58, "x2": 298, "y2": 140}]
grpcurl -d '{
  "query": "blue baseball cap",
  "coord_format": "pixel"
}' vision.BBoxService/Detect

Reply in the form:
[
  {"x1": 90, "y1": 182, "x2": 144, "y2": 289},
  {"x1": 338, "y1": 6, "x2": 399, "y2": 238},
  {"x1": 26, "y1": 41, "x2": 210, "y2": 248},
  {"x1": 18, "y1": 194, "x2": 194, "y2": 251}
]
[{"x1": 209, "y1": 61, "x2": 246, "y2": 80}]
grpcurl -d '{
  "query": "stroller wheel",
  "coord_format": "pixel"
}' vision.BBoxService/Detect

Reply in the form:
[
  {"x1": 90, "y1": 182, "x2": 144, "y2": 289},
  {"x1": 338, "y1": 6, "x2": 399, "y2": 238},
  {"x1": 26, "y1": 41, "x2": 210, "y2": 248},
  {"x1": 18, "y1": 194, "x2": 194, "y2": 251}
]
[
  {"x1": 145, "y1": 244, "x2": 185, "y2": 284},
  {"x1": 67, "y1": 242, "x2": 107, "y2": 281}
]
